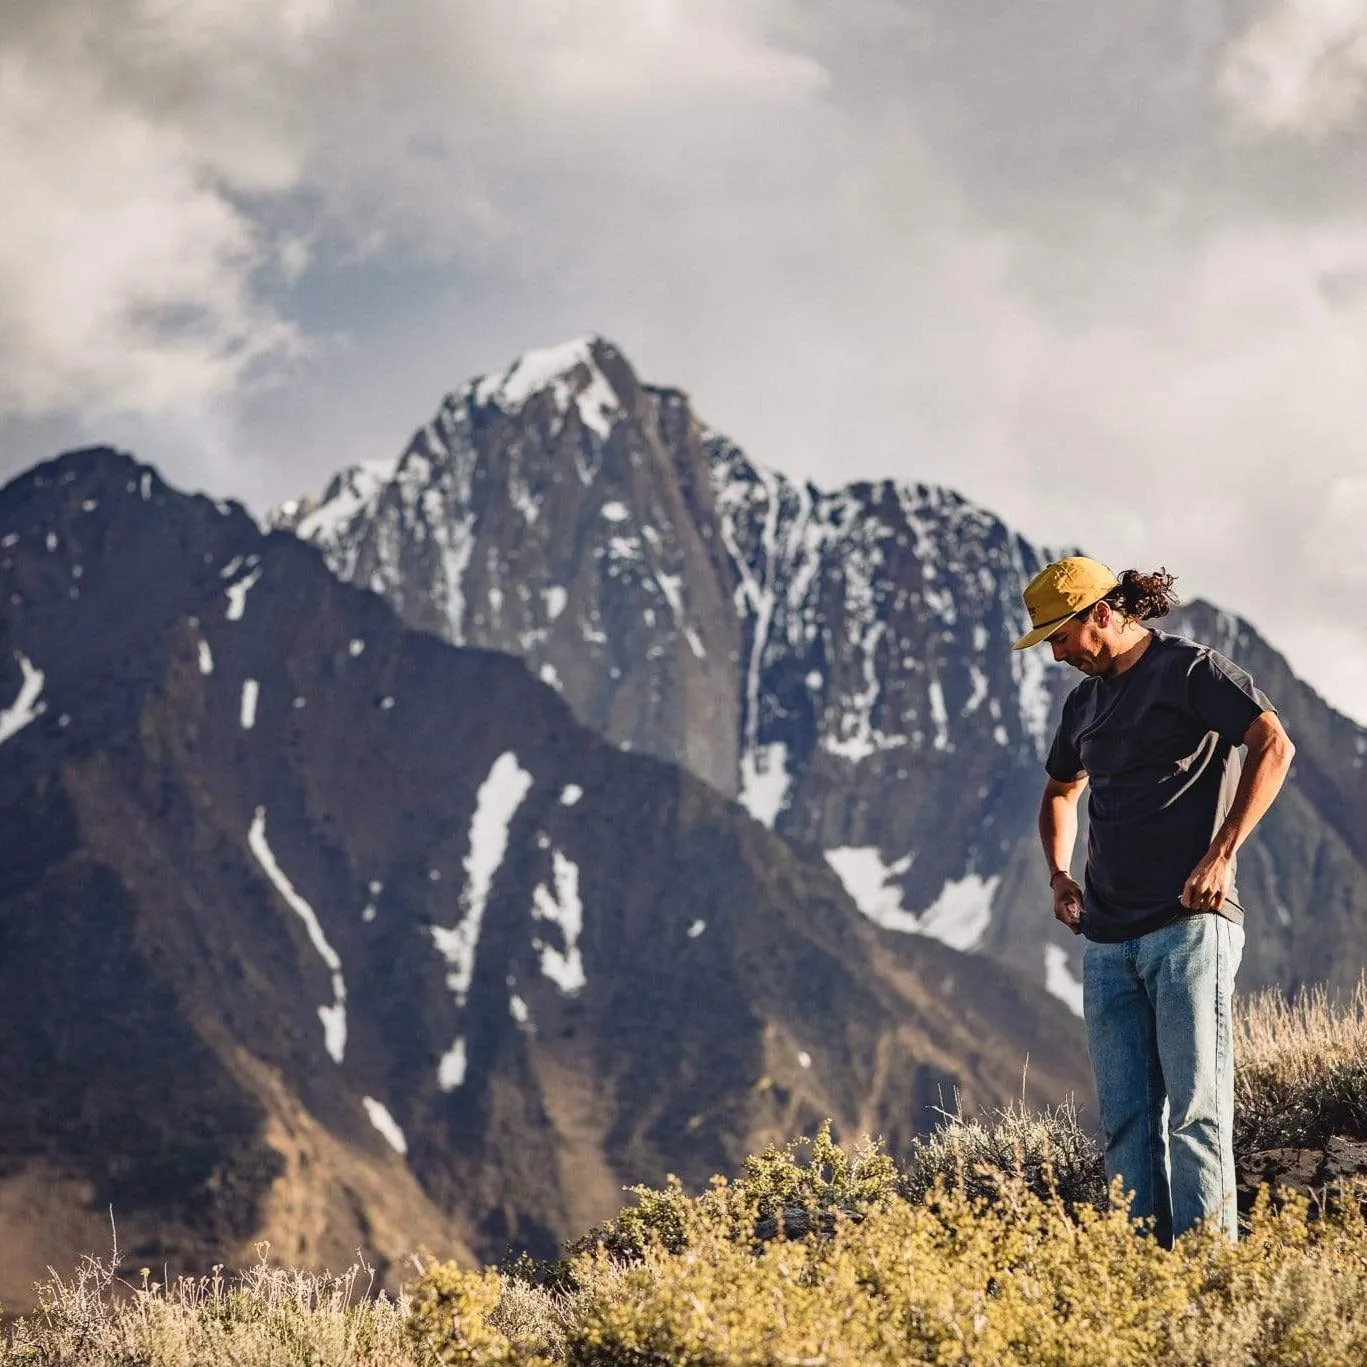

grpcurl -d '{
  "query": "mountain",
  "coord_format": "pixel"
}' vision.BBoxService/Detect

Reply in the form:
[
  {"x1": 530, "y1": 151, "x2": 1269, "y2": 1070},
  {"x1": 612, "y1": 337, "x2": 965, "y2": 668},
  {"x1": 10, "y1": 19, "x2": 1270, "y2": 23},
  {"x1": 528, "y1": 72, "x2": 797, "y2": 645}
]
[
  {"x1": 0, "y1": 447, "x2": 1091, "y2": 1309},
  {"x1": 1166, "y1": 603, "x2": 1367, "y2": 993},
  {"x1": 277, "y1": 336, "x2": 1367, "y2": 1001}
]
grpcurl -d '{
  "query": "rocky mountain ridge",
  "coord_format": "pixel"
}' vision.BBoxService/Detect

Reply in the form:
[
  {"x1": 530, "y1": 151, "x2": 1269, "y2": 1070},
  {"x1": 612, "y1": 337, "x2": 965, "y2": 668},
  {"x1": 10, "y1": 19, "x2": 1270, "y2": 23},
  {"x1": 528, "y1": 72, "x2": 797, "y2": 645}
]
[
  {"x1": 277, "y1": 336, "x2": 1367, "y2": 1000},
  {"x1": 0, "y1": 446, "x2": 1092, "y2": 1308}
]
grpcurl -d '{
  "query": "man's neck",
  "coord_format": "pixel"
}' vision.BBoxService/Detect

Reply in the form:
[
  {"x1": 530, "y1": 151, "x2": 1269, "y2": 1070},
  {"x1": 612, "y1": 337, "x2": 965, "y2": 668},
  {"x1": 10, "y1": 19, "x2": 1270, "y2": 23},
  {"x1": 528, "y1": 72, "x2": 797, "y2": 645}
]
[{"x1": 1103, "y1": 627, "x2": 1153, "y2": 678}]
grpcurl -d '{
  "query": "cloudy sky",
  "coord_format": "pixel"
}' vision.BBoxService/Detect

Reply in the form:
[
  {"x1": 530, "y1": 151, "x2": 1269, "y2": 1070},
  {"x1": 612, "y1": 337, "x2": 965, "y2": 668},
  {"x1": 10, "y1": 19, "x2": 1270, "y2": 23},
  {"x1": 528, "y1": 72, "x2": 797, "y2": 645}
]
[{"x1": 3, "y1": 0, "x2": 1367, "y2": 723}]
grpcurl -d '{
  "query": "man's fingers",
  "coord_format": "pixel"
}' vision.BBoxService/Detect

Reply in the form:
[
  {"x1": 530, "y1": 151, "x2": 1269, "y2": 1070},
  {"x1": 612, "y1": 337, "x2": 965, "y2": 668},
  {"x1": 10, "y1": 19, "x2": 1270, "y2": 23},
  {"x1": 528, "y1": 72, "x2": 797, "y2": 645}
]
[
  {"x1": 1181, "y1": 874, "x2": 1202, "y2": 910},
  {"x1": 1184, "y1": 884, "x2": 1222, "y2": 911},
  {"x1": 1183, "y1": 856, "x2": 1234, "y2": 913},
  {"x1": 1053, "y1": 890, "x2": 1083, "y2": 934}
]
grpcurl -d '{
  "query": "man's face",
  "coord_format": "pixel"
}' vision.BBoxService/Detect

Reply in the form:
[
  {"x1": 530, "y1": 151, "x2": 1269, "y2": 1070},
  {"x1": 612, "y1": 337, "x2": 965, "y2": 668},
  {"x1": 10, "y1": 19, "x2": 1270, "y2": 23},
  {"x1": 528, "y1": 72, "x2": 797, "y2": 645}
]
[{"x1": 1046, "y1": 606, "x2": 1112, "y2": 674}]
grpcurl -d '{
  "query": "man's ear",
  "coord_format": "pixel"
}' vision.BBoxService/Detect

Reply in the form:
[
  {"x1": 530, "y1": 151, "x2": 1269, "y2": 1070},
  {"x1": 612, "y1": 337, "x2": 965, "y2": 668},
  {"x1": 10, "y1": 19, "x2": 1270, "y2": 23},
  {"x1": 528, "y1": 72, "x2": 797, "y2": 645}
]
[{"x1": 1090, "y1": 600, "x2": 1112, "y2": 628}]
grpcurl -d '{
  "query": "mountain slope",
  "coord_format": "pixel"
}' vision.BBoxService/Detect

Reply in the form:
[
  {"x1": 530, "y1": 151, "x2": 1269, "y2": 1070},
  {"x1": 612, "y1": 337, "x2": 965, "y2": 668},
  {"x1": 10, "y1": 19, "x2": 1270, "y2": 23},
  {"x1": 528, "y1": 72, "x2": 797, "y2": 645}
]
[
  {"x1": 0, "y1": 447, "x2": 1091, "y2": 1308},
  {"x1": 275, "y1": 339, "x2": 741, "y2": 795},
  {"x1": 278, "y1": 337, "x2": 1367, "y2": 1001}
]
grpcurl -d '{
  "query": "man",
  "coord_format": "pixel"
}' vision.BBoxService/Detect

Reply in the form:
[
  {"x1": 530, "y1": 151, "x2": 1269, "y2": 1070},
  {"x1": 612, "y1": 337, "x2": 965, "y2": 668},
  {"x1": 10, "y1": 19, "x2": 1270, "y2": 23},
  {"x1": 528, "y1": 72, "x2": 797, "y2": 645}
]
[{"x1": 1014, "y1": 556, "x2": 1294, "y2": 1245}]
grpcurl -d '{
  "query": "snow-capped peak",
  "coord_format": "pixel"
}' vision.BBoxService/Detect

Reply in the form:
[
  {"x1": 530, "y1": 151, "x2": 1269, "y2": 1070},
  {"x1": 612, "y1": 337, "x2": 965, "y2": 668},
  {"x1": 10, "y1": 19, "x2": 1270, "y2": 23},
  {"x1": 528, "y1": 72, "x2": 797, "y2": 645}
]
[
  {"x1": 270, "y1": 459, "x2": 397, "y2": 540},
  {"x1": 294, "y1": 460, "x2": 396, "y2": 541},
  {"x1": 471, "y1": 336, "x2": 622, "y2": 439}
]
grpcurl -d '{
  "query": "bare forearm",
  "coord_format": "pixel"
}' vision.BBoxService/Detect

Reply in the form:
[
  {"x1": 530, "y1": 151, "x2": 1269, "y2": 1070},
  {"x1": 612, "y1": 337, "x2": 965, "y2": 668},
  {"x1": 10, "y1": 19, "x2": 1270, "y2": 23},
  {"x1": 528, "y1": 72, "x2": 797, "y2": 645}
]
[
  {"x1": 1039, "y1": 794, "x2": 1080, "y2": 878},
  {"x1": 1210, "y1": 733, "x2": 1295, "y2": 859}
]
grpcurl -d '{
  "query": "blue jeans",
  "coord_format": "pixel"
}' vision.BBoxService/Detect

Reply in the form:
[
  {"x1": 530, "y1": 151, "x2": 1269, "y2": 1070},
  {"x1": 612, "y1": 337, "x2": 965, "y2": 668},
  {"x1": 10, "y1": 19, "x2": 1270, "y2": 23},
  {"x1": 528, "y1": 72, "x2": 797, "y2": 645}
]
[{"x1": 1082, "y1": 914, "x2": 1243, "y2": 1246}]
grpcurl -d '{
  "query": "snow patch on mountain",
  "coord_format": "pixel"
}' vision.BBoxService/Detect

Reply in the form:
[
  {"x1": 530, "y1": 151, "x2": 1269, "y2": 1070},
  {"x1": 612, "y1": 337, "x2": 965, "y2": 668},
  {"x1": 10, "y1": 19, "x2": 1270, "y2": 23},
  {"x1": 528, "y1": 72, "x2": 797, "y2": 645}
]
[
  {"x1": 438, "y1": 1037, "x2": 467, "y2": 1091},
  {"x1": 1044, "y1": 945, "x2": 1085, "y2": 1018},
  {"x1": 964, "y1": 663, "x2": 988, "y2": 715},
  {"x1": 240, "y1": 679, "x2": 259, "y2": 730},
  {"x1": 654, "y1": 570, "x2": 707, "y2": 659},
  {"x1": 822, "y1": 615, "x2": 910, "y2": 761},
  {"x1": 0, "y1": 654, "x2": 47, "y2": 745},
  {"x1": 928, "y1": 678, "x2": 951, "y2": 751},
  {"x1": 431, "y1": 752, "x2": 534, "y2": 1009},
  {"x1": 473, "y1": 337, "x2": 621, "y2": 442},
  {"x1": 739, "y1": 742, "x2": 790, "y2": 827},
  {"x1": 225, "y1": 566, "x2": 262, "y2": 622},
  {"x1": 915, "y1": 874, "x2": 998, "y2": 952},
  {"x1": 362, "y1": 1098, "x2": 408, "y2": 1155},
  {"x1": 1011, "y1": 643, "x2": 1051, "y2": 759},
  {"x1": 716, "y1": 457, "x2": 788, "y2": 768},
  {"x1": 532, "y1": 848, "x2": 586, "y2": 995},
  {"x1": 248, "y1": 807, "x2": 347, "y2": 1064},
  {"x1": 825, "y1": 848, "x2": 996, "y2": 952},
  {"x1": 824, "y1": 848, "x2": 918, "y2": 932},
  {"x1": 297, "y1": 461, "x2": 396, "y2": 542}
]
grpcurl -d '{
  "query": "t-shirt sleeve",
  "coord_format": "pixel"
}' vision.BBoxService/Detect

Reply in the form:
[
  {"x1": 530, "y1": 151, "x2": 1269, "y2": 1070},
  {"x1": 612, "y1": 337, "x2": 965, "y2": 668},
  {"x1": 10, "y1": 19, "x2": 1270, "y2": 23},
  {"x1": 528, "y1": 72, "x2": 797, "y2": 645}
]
[
  {"x1": 1045, "y1": 697, "x2": 1085, "y2": 781},
  {"x1": 1186, "y1": 650, "x2": 1274, "y2": 745}
]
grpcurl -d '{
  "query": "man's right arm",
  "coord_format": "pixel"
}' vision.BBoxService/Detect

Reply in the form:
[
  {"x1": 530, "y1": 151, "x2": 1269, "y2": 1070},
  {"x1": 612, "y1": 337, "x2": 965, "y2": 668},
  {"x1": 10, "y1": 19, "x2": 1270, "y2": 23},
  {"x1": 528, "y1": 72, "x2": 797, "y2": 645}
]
[{"x1": 1039, "y1": 775, "x2": 1088, "y2": 934}]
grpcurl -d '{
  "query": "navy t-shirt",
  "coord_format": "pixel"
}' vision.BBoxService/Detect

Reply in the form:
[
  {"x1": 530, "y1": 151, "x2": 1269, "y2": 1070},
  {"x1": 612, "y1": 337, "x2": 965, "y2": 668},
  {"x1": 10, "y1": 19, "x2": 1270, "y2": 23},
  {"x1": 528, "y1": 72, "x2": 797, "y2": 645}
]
[{"x1": 1045, "y1": 629, "x2": 1274, "y2": 942}]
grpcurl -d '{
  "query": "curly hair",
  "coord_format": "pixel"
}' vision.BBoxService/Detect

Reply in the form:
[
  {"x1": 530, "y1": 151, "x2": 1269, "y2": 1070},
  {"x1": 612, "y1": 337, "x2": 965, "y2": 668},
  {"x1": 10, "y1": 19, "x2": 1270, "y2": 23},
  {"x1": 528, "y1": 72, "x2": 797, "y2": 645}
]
[{"x1": 1091, "y1": 568, "x2": 1180, "y2": 623}]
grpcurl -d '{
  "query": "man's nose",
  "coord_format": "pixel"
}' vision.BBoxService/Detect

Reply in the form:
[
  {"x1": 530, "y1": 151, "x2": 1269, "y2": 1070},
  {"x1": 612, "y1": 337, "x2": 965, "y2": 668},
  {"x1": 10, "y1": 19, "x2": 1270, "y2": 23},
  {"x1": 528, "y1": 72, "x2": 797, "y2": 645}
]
[{"x1": 1051, "y1": 641, "x2": 1066, "y2": 662}]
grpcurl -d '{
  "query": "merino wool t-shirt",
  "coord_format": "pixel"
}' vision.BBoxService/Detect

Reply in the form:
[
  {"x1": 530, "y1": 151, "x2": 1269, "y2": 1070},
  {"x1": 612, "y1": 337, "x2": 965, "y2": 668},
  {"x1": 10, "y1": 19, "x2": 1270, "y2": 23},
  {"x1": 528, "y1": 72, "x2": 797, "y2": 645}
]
[{"x1": 1045, "y1": 629, "x2": 1274, "y2": 943}]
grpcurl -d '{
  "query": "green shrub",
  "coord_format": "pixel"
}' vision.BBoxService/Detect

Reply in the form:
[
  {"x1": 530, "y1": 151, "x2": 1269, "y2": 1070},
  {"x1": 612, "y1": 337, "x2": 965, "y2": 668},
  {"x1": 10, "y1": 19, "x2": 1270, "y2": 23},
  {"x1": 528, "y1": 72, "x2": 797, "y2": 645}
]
[
  {"x1": 558, "y1": 1176, "x2": 1367, "y2": 1367},
  {"x1": 407, "y1": 1262, "x2": 526, "y2": 1366},
  {"x1": 559, "y1": 1122, "x2": 902, "y2": 1268}
]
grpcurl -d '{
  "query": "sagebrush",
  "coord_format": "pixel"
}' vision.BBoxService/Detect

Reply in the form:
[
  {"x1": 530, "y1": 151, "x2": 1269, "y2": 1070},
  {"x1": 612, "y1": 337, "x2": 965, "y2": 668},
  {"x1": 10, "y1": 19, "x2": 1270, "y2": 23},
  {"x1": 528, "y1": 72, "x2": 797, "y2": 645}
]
[{"x1": 6, "y1": 973, "x2": 1367, "y2": 1366}]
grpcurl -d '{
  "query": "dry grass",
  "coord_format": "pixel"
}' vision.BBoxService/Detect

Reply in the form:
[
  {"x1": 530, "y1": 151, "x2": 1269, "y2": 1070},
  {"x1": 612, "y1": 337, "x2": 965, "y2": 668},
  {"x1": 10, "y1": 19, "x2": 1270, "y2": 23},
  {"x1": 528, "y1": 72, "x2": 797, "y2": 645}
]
[
  {"x1": 0, "y1": 1244, "x2": 420, "y2": 1367},
  {"x1": 1235, "y1": 973, "x2": 1367, "y2": 1153},
  {"x1": 900, "y1": 1094, "x2": 1106, "y2": 1212}
]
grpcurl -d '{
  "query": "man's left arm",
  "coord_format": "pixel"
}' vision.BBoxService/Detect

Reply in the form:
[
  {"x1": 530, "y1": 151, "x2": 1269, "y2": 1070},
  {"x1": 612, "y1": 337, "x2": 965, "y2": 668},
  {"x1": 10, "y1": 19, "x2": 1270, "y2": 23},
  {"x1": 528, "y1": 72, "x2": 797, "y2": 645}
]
[{"x1": 1181, "y1": 711, "x2": 1296, "y2": 913}]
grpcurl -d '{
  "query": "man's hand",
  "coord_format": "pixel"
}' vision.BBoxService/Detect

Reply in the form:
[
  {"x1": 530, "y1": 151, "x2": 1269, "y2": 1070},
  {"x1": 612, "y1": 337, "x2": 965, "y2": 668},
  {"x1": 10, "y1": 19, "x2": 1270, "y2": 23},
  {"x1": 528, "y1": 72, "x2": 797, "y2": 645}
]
[
  {"x1": 1040, "y1": 775, "x2": 1087, "y2": 936},
  {"x1": 1051, "y1": 872, "x2": 1084, "y2": 935},
  {"x1": 1181, "y1": 849, "x2": 1234, "y2": 913}
]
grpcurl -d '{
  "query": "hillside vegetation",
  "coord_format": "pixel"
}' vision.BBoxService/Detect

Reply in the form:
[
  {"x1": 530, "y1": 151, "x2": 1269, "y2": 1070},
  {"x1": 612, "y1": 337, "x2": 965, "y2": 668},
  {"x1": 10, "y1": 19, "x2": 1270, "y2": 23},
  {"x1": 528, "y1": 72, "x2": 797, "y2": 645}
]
[{"x1": 4, "y1": 976, "x2": 1367, "y2": 1367}]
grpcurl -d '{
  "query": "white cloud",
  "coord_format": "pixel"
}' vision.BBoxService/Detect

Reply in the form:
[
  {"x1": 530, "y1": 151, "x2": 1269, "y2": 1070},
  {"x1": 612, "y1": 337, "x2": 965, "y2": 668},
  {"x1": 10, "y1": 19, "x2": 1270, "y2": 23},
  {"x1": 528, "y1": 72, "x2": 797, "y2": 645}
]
[
  {"x1": 0, "y1": 45, "x2": 298, "y2": 414},
  {"x1": 1220, "y1": 0, "x2": 1367, "y2": 136},
  {"x1": 942, "y1": 223, "x2": 1367, "y2": 724},
  {"x1": 0, "y1": 0, "x2": 315, "y2": 415},
  {"x1": 0, "y1": 0, "x2": 828, "y2": 417},
  {"x1": 3, "y1": 2, "x2": 1367, "y2": 721}
]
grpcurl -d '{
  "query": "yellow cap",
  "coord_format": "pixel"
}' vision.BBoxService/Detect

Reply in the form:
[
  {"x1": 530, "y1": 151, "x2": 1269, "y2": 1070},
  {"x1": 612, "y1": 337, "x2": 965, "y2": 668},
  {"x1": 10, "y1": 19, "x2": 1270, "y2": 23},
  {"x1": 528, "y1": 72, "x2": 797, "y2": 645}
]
[{"x1": 1011, "y1": 556, "x2": 1120, "y2": 651}]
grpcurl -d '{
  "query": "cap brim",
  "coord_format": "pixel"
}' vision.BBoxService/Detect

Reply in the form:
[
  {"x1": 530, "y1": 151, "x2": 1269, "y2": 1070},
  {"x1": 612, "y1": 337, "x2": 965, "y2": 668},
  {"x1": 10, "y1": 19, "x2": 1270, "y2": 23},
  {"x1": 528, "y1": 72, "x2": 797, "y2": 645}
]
[{"x1": 1011, "y1": 611, "x2": 1080, "y2": 651}]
